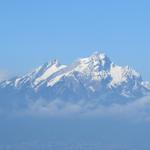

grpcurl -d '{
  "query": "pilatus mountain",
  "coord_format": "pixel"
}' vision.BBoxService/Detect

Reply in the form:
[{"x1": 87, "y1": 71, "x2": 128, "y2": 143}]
[{"x1": 0, "y1": 52, "x2": 150, "y2": 110}]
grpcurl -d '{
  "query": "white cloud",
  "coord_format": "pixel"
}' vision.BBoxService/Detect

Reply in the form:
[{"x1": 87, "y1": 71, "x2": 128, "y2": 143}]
[
  {"x1": 0, "y1": 70, "x2": 11, "y2": 81},
  {"x1": 9, "y1": 95, "x2": 150, "y2": 121}
]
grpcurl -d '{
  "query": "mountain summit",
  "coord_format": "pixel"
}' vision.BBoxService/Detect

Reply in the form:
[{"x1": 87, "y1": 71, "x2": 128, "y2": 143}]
[{"x1": 0, "y1": 52, "x2": 150, "y2": 108}]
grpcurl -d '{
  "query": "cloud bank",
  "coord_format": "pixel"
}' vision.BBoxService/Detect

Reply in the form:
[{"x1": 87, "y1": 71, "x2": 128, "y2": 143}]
[{"x1": 4, "y1": 95, "x2": 149, "y2": 121}]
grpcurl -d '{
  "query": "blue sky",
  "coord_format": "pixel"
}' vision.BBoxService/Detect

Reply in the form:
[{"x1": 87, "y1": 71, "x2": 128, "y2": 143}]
[{"x1": 0, "y1": 0, "x2": 150, "y2": 80}]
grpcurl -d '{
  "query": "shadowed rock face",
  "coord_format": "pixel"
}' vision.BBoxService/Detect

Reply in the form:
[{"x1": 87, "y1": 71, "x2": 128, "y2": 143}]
[{"x1": 0, "y1": 52, "x2": 149, "y2": 108}]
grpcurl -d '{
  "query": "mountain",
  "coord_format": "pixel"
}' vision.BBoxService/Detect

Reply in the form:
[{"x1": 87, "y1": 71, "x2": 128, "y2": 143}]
[{"x1": 0, "y1": 52, "x2": 150, "y2": 111}]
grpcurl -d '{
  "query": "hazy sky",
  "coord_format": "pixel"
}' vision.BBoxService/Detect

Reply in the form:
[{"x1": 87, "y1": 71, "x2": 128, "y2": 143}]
[{"x1": 0, "y1": 0, "x2": 150, "y2": 80}]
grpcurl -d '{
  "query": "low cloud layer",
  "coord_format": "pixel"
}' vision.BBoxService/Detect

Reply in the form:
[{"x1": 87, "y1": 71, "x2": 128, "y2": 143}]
[{"x1": 4, "y1": 95, "x2": 149, "y2": 121}]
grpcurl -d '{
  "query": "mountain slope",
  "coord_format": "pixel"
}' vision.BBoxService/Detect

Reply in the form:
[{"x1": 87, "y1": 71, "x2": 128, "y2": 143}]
[{"x1": 0, "y1": 52, "x2": 149, "y2": 108}]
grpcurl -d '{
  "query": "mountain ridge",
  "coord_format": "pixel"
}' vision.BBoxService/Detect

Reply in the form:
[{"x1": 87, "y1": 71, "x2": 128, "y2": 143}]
[{"x1": 0, "y1": 52, "x2": 149, "y2": 107}]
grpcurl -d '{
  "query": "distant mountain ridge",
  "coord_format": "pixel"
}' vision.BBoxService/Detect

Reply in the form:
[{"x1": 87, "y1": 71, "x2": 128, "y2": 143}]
[{"x1": 0, "y1": 52, "x2": 150, "y2": 110}]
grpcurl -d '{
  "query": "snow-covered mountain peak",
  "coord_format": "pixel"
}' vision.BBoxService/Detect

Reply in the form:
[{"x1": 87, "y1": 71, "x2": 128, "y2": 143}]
[
  {"x1": 0, "y1": 51, "x2": 149, "y2": 104},
  {"x1": 0, "y1": 59, "x2": 67, "y2": 88},
  {"x1": 109, "y1": 64, "x2": 141, "y2": 87},
  {"x1": 32, "y1": 59, "x2": 61, "y2": 73},
  {"x1": 91, "y1": 51, "x2": 108, "y2": 60},
  {"x1": 40, "y1": 59, "x2": 61, "y2": 69},
  {"x1": 32, "y1": 59, "x2": 66, "y2": 86},
  {"x1": 48, "y1": 59, "x2": 60, "y2": 67},
  {"x1": 80, "y1": 52, "x2": 111, "y2": 63},
  {"x1": 76, "y1": 52, "x2": 112, "y2": 72},
  {"x1": 45, "y1": 52, "x2": 143, "y2": 88}
]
